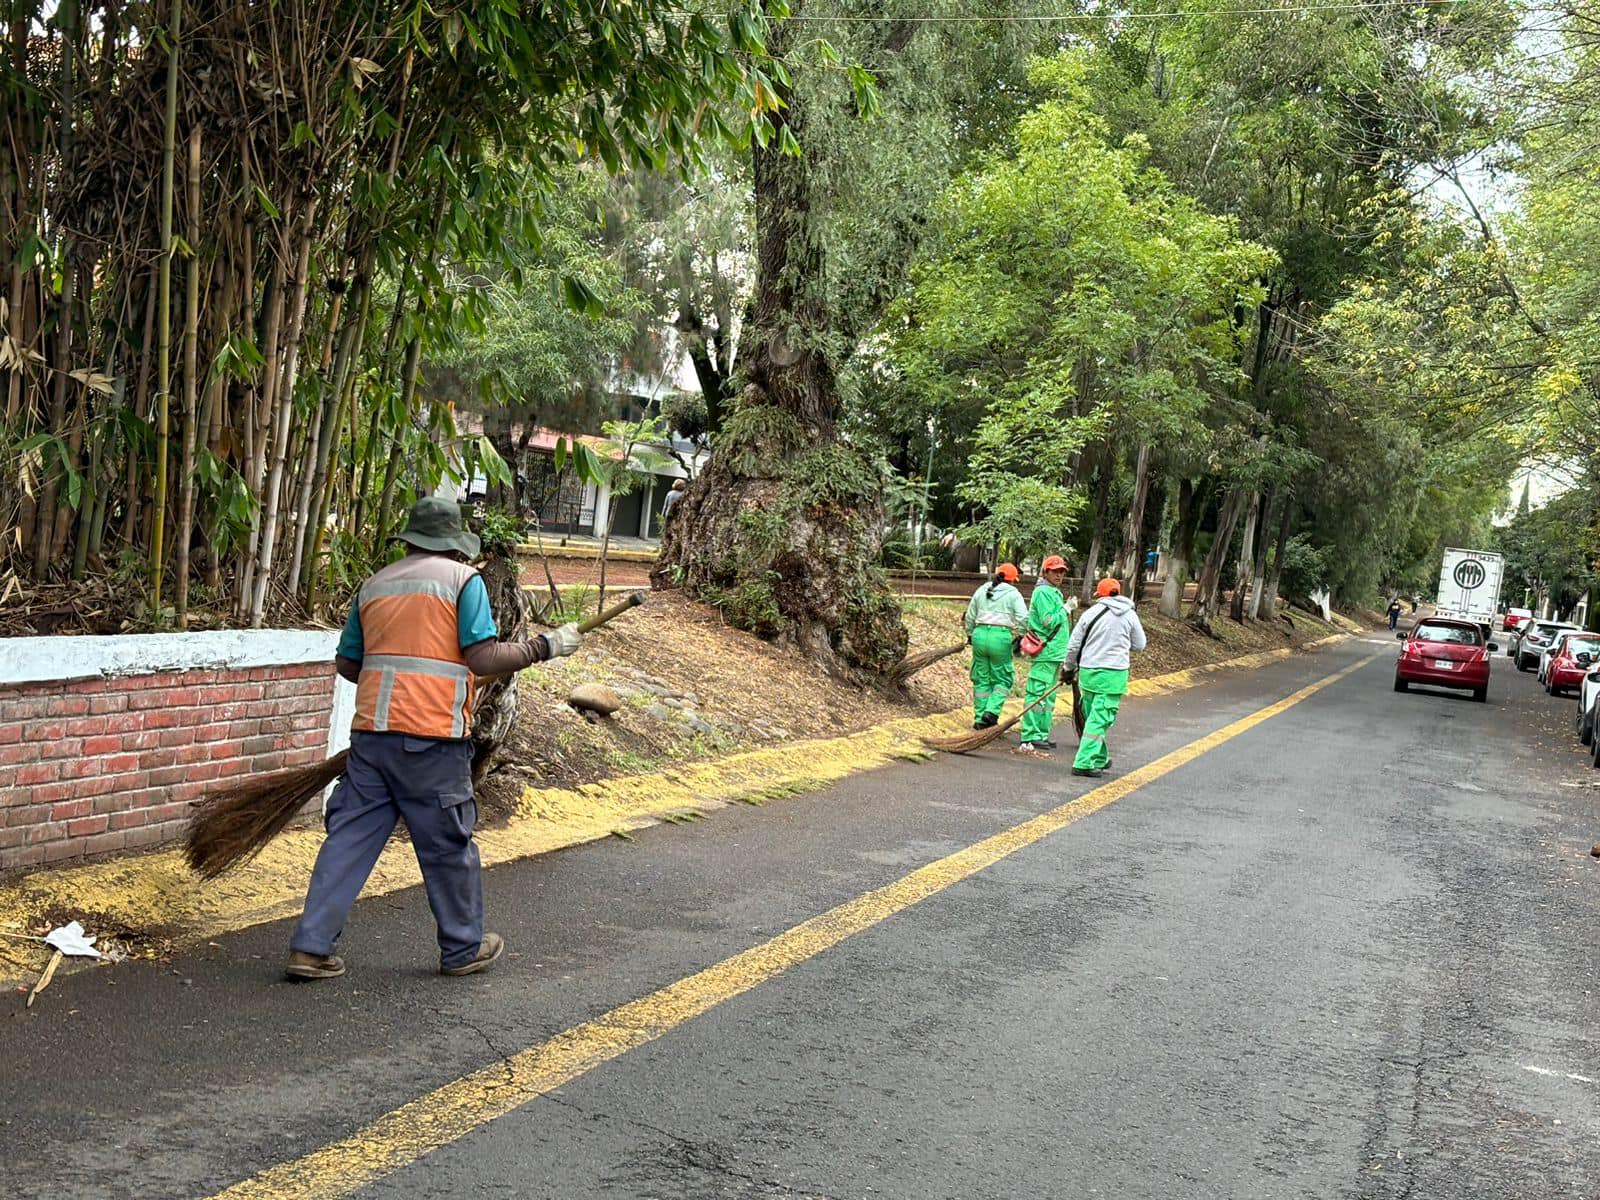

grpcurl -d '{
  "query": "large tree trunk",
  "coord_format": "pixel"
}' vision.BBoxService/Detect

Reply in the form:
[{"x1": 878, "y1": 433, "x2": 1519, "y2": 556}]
[
  {"x1": 1113, "y1": 443, "x2": 1152, "y2": 587},
  {"x1": 1246, "y1": 486, "x2": 1276, "y2": 620},
  {"x1": 1257, "y1": 490, "x2": 1294, "y2": 620},
  {"x1": 1229, "y1": 488, "x2": 1261, "y2": 623},
  {"x1": 1159, "y1": 477, "x2": 1205, "y2": 619},
  {"x1": 1078, "y1": 463, "x2": 1113, "y2": 605},
  {"x1": 1189, "y1": 487, "x2": 1247, "y2": 634},
  {"x1": 651, "y1": 8, "x2": 907, "y2": 676}
]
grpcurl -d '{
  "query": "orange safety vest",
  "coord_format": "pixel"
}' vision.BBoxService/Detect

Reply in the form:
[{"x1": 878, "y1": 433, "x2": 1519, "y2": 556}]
[{"x1": 351, "y1": 555, "x2": 480, "y2": 739}]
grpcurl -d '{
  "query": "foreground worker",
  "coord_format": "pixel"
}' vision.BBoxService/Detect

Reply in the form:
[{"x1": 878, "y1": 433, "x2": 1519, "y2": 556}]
[
  {"x1": 1062, "y1": 577, "x2": 1147, "y2": 778},
  {"x1": 963, "y1": 563, "x2": 1029, "y2": 729},
  {"x1": 1017, "y1": 555, "x2": 1072, "y2": 755},
  {"x1": 285, "y1": 497, "x2": 582, "y2": 981}
]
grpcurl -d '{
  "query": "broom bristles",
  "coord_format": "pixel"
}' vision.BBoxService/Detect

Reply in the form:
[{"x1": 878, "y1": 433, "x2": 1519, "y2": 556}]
[
  {"x1": 921, "y1": 709, "x2": 1028, "y2": 754},
  {"x1": 183, "y1": 751, "x2": 349, "y2": 880},
  {"x1": 887, "y1": 642, "x2": 966, "y2": 684},
  {"x1": 921, "y1": 680, "x2": 1068, "y2": 755}
]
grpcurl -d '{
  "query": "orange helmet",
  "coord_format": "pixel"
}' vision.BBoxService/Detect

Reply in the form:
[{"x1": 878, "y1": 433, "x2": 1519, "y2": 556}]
[
  {"x1": 1096, "y1": 577, "x2": 1122, "y2": 597},
  {"x1": 995, "y1": 562, "x2": 1019, "y2": 582},
  {"x1": 1041, "y1": 555, "x2": 1068, "y2": 573}
]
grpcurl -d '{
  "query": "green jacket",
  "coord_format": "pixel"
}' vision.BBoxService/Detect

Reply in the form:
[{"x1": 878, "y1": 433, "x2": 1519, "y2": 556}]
[
  {"x1": 964, "y1": 581, "x2": 1028, "y2": 633},
  {"x1": 1026, "y1": 580, "x2": 1071, "y2": 661}
]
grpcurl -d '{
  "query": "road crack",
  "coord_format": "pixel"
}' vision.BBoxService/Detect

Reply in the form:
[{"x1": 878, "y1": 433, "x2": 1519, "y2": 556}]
[
  {"x1": 539, "y1": 1090, "x2": 851, "y2": 1199},
  {"x1": 433, "y1": 1003, "x2": 518, "y2": 1081}
]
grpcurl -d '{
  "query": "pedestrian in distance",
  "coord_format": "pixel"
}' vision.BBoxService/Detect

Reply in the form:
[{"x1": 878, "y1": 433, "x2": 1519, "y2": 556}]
[
  {"x1": 1063, "y1": 577, "x2": 1147, "y2": 778},
  {"x1": 1016, "y1": 554, "x2": 1072, "y2": 756},
  {"x1": 284, "y1": 496, "x2": 585, "y2": 982},
  {"x1": 1387, "y1": 597, "x2": 1403, "y2": 630},
  {"x1": 662, "y1": 477, "x2": 688, "y2": 522},
  {"x1": 963, "y1": 562, "x2": 1029, "y2": 730}
]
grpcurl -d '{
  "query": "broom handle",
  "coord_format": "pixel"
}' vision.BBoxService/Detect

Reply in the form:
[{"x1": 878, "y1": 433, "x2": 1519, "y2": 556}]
[
  {"x1": 475, "y1": 594, "x2": 646, "y2": 687},
  {"x1": 1012, "y1": 679, "x2": 1065, "y2": 721},
  {"x1": 575, "y1": 591, "x2": 645, "y2": 634}
]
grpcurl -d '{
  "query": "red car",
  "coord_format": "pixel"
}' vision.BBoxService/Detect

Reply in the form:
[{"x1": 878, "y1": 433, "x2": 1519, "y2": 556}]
[
  {"x1": 1394, "y1": 617, "x2": 1492, "y2": 702},
  {"x1": 1544, "y1": 633, "x2": 1600, "y2": 695},
  {"x1": 1503, "y1": 607, "x2": 1533, "y2": 633}
]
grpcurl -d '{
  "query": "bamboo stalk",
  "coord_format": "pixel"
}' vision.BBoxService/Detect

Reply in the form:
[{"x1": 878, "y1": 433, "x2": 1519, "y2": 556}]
[
  {"x1": 176, "y1": 125, "x2": 202, "y2": 627},
  {"x1": 303, "y1": 262, "x2": 373, "y2": 606},
  {"x1": 238, "y1": 253, "x2": 285, "y2": 615},
  {"x1": 287, "y1": 280, "x2": 350, "y2": 593},
  {"x1": 150, "y1": 0, "x2": 184, "y2": 618},
  {"x1": 31, "y1": 0, "x2": 80, "y2": 581},
  {"x1": 122, "y1": 274, "x2": 158, "y2": 547},
  {"x1": 249, "y1": 201, "x2": 320, "y2": 627}
]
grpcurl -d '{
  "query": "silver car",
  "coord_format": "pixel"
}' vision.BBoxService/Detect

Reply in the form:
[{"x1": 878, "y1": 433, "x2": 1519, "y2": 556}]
[{"x1": 1513, "y1": 620, "x2": 1579, "y2": 672}]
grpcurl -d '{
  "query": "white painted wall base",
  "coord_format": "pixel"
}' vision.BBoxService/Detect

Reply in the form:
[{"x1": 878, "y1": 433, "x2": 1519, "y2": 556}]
[
  {"x1": 0, "y1": 629, "x2": 341, "y2": 687},
  {"x1": 1, "y1": 627, "x2": 352, "y2": 763}
]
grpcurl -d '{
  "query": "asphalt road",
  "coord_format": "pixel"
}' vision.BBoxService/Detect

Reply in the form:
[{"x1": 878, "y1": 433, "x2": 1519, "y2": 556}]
[{"x1": 5, "y1": 629, "x2": 1600, "y2": 1199}]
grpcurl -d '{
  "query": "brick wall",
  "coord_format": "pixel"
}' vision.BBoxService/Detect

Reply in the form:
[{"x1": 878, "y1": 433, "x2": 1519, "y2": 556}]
[{"x1": 0, "y1": 663, "x2": 335, "y2": 872}]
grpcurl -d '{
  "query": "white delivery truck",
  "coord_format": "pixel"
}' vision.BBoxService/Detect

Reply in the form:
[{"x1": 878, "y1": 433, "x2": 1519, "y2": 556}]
[{"x1": 1434, "y1": 548, "x2": 1505, "y2": 633}]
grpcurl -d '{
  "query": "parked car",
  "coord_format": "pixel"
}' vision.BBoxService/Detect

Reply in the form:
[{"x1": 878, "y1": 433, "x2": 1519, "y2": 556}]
[
  {"x1": 1537, "y1": 630, "x2": 1583, "y2": 684},
  {"x1": 1579, "y1": 671, "x2": 1600, "y2": 764},
  {"x1": 1578, "y1": 661, "x2": 1600, "y2": 745},
  {"x1": 1513, "y1": 620, "x2": 1580, "y2": 672},
  {"x1": 1503, "y1": 607, "x2": 1533, "y2": 633},
  {"x1": 1545, "y1": 633, "x2": 1600, "y2": 695},
  {"x1": 1394, "y1": 617, "x2": 1495, "y2": 702},
  {"x1": 1581, "y1": 678, "x2": 1600, "y2": 764}
]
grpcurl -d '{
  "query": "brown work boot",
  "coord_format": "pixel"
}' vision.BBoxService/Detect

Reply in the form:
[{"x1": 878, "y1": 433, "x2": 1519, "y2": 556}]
[
  {"x1": 285, "y1": 950, "x2": 346, "y2": 981},
  {"x1": 441, "y1": 932, "x2": 504, "y2": 977}
]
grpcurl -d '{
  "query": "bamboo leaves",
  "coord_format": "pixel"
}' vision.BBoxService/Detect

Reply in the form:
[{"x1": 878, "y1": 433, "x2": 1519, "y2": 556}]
[{"x1": 3, "y1": 0, "x2": 788, "y2": 626}]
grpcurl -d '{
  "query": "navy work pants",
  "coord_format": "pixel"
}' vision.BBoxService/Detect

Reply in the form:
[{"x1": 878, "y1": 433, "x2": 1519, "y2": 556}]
[{"x1": 290, "y1": 731, "x2": 484, "y2": 970}]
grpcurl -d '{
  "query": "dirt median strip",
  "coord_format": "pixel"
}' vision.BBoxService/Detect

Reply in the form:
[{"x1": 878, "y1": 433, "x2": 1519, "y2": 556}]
[{"x1": 0, "y1": 633, "x2": 1347, "y2": 985}]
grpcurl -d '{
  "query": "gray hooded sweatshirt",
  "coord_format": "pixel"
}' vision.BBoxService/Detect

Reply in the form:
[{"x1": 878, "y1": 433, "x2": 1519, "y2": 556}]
[{"x1": 1062, "y1": 595, "x2": 1147, "y2": 671}]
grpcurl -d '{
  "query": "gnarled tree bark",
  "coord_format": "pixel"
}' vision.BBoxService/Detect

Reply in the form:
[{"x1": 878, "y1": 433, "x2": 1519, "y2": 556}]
[{"x1": 652, "y1": 5, "x2": 907, "y2": 677}]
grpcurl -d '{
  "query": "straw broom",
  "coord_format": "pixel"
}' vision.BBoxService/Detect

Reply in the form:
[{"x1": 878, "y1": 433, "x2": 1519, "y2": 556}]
[
  {"x1": 921, "y1": 679, "x2": 1068, "y2": 755},
  {"x1": 886, "y1": 641, "x2": 966, "y2": 685},
  {"x1": 183, "y1": 593, "x2": 646, "y2": 880}
]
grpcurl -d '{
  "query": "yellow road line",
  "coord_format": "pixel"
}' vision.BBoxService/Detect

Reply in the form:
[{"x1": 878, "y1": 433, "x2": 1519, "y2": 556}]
[{"x1": 207, "y1": 650, "x2": 1375, "y2": 1200}]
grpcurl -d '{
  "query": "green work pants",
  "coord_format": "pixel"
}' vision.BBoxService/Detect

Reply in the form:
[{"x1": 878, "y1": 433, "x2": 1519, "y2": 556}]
[
  {"x1": 1019, "y1": 657, "x2": 1062, "y2": 744},
  {"x1": 969, "y1": 626, "x2": 1016, "y2": 722},
  {"x1": 1072, "y1": 688, "x2": 1124, "y2": 770}
]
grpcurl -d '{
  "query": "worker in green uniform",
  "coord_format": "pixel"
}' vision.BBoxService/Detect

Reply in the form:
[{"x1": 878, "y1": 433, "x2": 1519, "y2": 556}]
[
  {"x1": 1062, "y1": 577, "x2": 1147, "y2": 778},
  {"x1": 963, "y1": 563, "x2": 1029, "y2": 729},
  {"x1": 1017, "y1": 555, "x2": 1072, "y2": 755}
]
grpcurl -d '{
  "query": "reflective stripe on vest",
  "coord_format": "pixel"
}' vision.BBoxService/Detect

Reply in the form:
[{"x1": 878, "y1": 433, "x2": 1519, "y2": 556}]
[{"x1": 351, "y1": 556, "x2": 478, "y2": 739}]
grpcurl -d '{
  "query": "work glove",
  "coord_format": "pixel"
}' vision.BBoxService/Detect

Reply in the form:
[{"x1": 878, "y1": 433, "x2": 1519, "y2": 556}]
[
  {"x1": 542, "y1": 623, "x2": 583, "y2": 659},
  {"x1": 1060, "y1": 663, "x2": 1078, "y2": 685}
]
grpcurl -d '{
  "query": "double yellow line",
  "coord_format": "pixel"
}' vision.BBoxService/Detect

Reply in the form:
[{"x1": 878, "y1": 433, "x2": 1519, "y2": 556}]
[{"x1": 210, "y1": 652, "x2": 1374, "y2": 1200}]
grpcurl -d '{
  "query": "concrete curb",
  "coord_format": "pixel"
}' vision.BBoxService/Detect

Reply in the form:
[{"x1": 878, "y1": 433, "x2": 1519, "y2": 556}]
[{"x1": 0, "y1": 631, "x2": 1350, "y2": 984}]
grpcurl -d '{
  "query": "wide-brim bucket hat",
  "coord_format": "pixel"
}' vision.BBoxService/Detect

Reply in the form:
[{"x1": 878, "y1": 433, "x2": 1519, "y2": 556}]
[{"x1": 394, "y1": 495, "x2": 481, "y2": 559}]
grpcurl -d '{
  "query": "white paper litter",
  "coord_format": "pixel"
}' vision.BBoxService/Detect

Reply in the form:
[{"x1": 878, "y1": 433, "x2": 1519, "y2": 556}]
[{"x1": 43, "y1": 921, "x2": 102, "y2": 959}]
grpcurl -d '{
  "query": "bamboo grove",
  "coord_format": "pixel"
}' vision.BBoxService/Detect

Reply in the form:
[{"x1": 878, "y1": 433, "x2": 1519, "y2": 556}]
[{"x1": 1, "y1": 0, "x2": 782, "y2": 627}]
